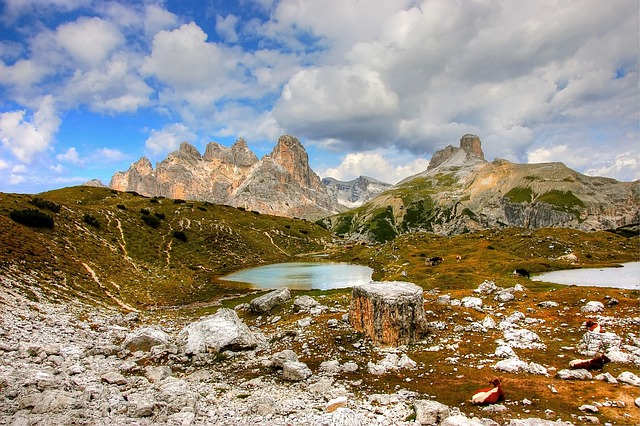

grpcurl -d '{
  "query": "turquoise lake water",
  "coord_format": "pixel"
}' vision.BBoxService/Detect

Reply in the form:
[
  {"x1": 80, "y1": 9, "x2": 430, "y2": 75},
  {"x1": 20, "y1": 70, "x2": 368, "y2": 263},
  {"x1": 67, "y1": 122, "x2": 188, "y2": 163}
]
[
  {"x1": 219, "y1": 261, "x2": 373, "y2": 290},
  {"x1": 532, "y1": 262, "x2": 640, "y2": 290}
]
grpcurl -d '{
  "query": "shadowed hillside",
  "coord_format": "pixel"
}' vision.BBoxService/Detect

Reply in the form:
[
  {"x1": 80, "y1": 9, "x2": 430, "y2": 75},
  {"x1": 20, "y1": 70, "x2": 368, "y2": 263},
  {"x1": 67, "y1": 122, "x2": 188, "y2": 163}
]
[{"x1": 0, "y1": 186, "x2": 332, "y2": 309}]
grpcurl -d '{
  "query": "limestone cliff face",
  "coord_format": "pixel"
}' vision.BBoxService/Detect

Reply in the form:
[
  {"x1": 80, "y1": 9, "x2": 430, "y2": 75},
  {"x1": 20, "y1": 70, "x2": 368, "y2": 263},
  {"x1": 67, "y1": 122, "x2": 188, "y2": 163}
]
[
  {"x1": 323, "y1": 135, "x2": 640, "y2": 242},
  {"x1": 232, "y1": 135, "x2": 338, "y2": 219},
  {"x1": 109, "y1": 135, "x2": 339, "y2": 220}
]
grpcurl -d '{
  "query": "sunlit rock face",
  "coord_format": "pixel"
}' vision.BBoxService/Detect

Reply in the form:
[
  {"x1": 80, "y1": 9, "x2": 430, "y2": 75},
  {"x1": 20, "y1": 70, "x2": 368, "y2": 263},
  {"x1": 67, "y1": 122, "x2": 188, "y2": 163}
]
[{"x1": 109, "y1": 135, "x2": 340, "y2": 220}]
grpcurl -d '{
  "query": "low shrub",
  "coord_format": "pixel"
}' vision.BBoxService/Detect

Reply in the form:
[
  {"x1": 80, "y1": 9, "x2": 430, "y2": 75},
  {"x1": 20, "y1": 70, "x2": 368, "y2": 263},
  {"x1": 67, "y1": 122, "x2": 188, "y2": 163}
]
[
  {"x1": 140, "y1": 208, "x2": 150, "y2": 215},
  {"x1": 29, "y1": 197, "x2": 60, "y2": 213},
  {"x1": 154, "y1": 212, "x2": 165, "y2": 219},
  {"x1": 10, "y1": 209, "x2": 54, "y2": 228},
  {"x1": 174, "y1": 199, "x2": 186, "y2": 204},
  {"x1": 173, "y1": 230, "x2": 187, "y2": 242},
  {"x1": 197, "y1": 206, "x2": 207, "y2": 211},
  {"x1": 116, "y1": 204, "x2": 126, "y2": 210},
  {"x1": 83, "y1": 214, "x2": 100, "y2": 228},
  {"x1": 141, "y1": 214, "x2": 161, "y2": 229}
]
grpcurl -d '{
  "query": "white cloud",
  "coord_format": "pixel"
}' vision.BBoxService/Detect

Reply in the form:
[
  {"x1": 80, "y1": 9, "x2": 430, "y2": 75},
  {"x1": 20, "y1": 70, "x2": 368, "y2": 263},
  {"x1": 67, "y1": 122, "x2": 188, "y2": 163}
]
[
  {"x1": 56, "y1": 17, "x2": 124, "y2": 68},
  {"x1": 56, "y1": 147, "x2": 83, "y2": 165},
  {"x1": 274, "y1": 66, "x2": 399, "y2": 146},
  {"x1": 63, "y1": 54, "x2": 152, "y2": 113},
  {"x1": 0, "y1": 95, "x2": 60, "y2": 163},
  {"x1": 585, "y1": 152, "x2": 640, "y2": 182},
  {"x1": 142, "y1": 22, "x2": 237, "y2": 90},
  {"x1": 527, "y1": 145, "x2": 569, "y2": 164},
  {"x1": 216, "y1": 14, "x2": 239, "y2": 43},
  {"x1": 145, "y1": 123, "x2": 196, "y2": 155},
  {"x1": 2, "y1": 0, "x2": 89, "y2": 23},
  {"x1": 92, "y1": 148, "x2": 127, "y2": 162},
  {"x1": 320, "y1": 149, "x2": 430, "y2": 184}
]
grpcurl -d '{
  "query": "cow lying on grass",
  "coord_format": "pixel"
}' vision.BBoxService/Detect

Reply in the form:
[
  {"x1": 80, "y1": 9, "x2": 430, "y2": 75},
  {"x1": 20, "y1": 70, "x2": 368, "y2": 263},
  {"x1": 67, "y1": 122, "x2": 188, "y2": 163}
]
[
  {"x1": 569, "y1": 354, "x2": 610, "y2": 371},
  {"x1": 584, "y1": 320, "x2": 602, "y2": 333},
  {"x1": 471, "y1": 378, "x2": 504, "y2": 405},
  {"x1": 513, "y1": 268, "x2": 530, "y2": 279}
]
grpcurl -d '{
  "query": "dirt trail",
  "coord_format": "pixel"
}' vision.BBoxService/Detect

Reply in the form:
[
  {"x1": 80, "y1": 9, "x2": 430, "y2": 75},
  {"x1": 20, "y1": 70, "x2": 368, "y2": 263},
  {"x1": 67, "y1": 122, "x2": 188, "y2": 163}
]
[{"x1": 81, "y1": 262, "x2": 138, "y2": 312}]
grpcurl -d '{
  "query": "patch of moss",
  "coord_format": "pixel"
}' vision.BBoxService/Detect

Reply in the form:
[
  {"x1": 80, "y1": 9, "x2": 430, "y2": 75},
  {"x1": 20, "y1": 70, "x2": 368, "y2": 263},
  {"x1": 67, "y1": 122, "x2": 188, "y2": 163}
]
[{"x1": 504, "y1": 187, "x2": 533, "y2": 203}]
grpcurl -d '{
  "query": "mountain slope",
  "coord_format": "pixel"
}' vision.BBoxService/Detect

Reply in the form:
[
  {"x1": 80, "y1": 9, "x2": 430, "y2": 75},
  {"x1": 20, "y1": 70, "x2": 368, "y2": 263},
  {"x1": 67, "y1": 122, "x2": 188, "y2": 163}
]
[
  {"x1": 110, "y1": 135, "x2": 340, "y2": 220},
  {"x1": 0, "y1": 186, "x2": 332, "y2": 309},
  {"x1": 320, "y1": 135, "x2": 639, "y2": 242}
]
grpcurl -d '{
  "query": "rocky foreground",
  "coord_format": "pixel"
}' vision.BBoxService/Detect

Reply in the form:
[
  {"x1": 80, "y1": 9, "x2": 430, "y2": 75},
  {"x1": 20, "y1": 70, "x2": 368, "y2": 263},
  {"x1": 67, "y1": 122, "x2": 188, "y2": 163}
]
[{"x1": 1, "y1": 275, "x2": 639, "y2": 426}]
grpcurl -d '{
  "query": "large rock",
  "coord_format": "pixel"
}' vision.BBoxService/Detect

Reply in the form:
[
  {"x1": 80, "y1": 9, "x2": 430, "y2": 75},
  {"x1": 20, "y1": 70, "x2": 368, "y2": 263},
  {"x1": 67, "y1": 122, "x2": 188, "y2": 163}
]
[
  {"x1": 282, "y1": 361, "x2": 312, "y2": 381},
  {"x1": 122, "y1": 327, "x2": 169, "y2": 352},
  {"x1": 250, "y1": 288, "x2": 291, "y2": 314},
  {"x1": 349, "y1": 281, "x2": 427, "y2": 346},
  {"x1": 414, "y1": 399, "x2": 451, "y2": 425},
  {"x1": 578, "y1": 331, "x2": 621, "y2": 356},
  {"x1": 177, "y1": 308, "x2": 261, "y2": 355}
]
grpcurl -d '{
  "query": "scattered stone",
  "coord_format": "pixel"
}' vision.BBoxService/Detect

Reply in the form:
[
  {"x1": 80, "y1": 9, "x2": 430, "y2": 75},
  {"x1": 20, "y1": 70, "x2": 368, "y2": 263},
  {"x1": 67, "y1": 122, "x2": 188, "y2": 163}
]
[
  {"x1": 414, "y1": 399, "x2": 451, "y2": 425},
  {"x1": 122, "y1": 326, "x2": 169, "y2": 352},
  {"x1": 482, "y1": 404, "x2": 507, "y2": 413},
  {"x1": 282, "y1": 361, "x2": 312, "y2": 381},
  {"x1": 495, "y1": 345, "x2": 517, "y2": 358},
  {"x1": 474, "y1": 280, "x2": 498, "y2": 294},
  {"x1": 501, "y1": 328, "x2": 545, "y2": 350},
  {"x1": 617, "y1": 371, "x2": 640, "y2": 386},
  {"x1": 594, "y1": 372, "x2": 618, "y2": 384},
  {"x1": 101, "y1": 371, "x2": 128, "y2": 385},
  {"x1": 581, "y1": 301, "x2": 604, "y2": 313},
  {"x1": 270, "y1": 349, "x2": 298, "y2": 368},
  {"x1": 461, "y1": 297, "x2": 483, "y2": 311},
  {"x1": 537, "y1": 301, "x2": 559, "y2": 309},
  {"x1": 578, "y1": 332, "x2": 621, "y2": 356},
  {"x1": 250, "y1": 288, "x2": 291, "y2": 314},
  {"x1": 579, "y1": 404, "x2": 598, "y2": 413},
  {"x1": 326, "y1": 396, "x2": 347, "y2": 413},
  {"x1": 556, "y1": 369, "x2": 592, "y2": 380},
  {"x1": 293, "y1": 295, "x2": 319, "y2": 311}
]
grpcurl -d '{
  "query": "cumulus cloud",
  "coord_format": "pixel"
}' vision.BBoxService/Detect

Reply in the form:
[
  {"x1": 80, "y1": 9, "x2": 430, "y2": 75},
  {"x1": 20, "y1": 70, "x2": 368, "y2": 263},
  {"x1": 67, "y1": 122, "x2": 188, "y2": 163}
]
[
  {"x1": 92, "y1": 148, "x2": 128, "y2": 162},
  {"x1": 216, "y1": 14, "x2": 239, "y2": 43},
  {"x1": 0, "y1": 95, "x2": 60, "y2": 163},
  {"x1": 56, "y1": 17, "x2": 124, "y2": 68},
  {"x1": 274, "y1": 66, "x2": 400, "y2": 146},
  {"x1": 145, "y1": 123, "x2": 196, "y2": 155},
  {"x1": 320, "y1": 149, "x2": 430, "y2": 184},
  {"x1": 56, "y1": 147, "x2": 83, "y2": 165}
]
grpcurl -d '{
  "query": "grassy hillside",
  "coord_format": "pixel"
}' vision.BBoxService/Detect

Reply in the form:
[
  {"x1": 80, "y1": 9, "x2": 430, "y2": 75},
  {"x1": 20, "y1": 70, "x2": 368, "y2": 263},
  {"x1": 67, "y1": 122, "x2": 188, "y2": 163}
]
[{"x1": 0, "y1": 186, "x2": 332, "y2": 309}]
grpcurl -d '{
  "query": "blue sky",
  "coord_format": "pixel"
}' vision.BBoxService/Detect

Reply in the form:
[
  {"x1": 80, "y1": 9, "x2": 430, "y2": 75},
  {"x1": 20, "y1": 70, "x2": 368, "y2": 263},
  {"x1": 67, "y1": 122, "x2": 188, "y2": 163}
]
[{"x1": 0, "y1": 0, "x2": 638, "y2": 194}]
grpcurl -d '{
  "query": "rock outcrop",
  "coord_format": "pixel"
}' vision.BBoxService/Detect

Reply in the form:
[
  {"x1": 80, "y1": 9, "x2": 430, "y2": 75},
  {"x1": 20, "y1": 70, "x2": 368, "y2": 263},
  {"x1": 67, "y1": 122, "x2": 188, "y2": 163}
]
[
  {"x1": 110, "y1": 135, "x2": 340, "y2": 220},
  {"x1": 349, "y1": 281, "x2": 427, "y2": 346},
  {"x1": 322, "y1": 176, "x2": 393, "y2": 209}
]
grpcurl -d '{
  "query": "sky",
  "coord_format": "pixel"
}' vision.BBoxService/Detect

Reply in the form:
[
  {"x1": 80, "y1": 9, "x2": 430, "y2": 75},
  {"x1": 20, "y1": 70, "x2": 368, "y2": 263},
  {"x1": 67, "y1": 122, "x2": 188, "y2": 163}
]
[{"x1": 0, "y1": 0, "x2": 638, "y2": 194}]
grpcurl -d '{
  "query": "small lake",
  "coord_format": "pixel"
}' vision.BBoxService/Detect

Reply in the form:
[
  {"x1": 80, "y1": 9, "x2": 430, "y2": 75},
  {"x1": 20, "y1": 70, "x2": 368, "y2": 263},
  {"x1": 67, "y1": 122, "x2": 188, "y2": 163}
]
[
  {"x1": 220, "y1": 262, "x2": 373, "y2": 290},
  {"x1": 532, "y1": 262, "x2": 640, "y2": 290}
]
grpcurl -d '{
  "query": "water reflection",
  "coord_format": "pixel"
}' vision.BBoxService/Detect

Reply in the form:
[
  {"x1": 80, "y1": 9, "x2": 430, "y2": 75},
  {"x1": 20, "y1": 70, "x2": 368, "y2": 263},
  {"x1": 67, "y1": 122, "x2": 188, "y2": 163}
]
[{"x1": 220, "y1": 262, "x2": 373, "y2": 290}]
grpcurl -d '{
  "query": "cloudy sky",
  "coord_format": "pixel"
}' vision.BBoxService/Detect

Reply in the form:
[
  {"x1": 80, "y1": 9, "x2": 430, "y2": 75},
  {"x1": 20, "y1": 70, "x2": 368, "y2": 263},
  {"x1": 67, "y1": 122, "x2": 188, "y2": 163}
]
[{"x1": 0, "y1": 0, "x2": 638, "y2": 194}]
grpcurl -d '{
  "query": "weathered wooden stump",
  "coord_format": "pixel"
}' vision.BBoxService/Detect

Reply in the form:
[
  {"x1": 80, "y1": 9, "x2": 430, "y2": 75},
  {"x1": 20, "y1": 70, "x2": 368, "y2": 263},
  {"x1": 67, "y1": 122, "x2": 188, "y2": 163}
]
[{"x1": 349, "y1": 281, "x2": 427, "y2": 346}]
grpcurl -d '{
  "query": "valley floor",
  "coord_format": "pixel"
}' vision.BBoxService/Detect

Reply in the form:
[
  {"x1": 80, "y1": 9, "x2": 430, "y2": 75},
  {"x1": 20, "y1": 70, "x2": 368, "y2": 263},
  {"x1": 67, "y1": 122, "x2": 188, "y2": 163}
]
[{"x1": 1, "y1": 271, "x2": 639, "y2": 426}]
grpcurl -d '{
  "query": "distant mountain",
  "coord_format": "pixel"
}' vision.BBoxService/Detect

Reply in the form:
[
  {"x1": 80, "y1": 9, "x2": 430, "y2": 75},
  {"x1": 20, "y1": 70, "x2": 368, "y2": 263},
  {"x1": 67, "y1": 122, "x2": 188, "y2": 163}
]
[
  {"x1": 110, "y1": 135, "x2": 340, "y2": 220},
  {"x1": 320, "y1": 134, "x2": 640, "y2": 242},
  {"x1": 322, "y1": 176, "x2": 393, "y2": 209}
]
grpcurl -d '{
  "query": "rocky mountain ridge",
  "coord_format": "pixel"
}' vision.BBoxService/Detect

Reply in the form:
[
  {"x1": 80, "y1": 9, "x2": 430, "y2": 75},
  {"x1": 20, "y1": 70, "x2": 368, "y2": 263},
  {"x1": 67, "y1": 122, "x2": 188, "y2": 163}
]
[
  {"x1": 110, "y1": 135, "x2": 340, "y2": 220},
  {"x1": 322, "y1": 135, "x2": 639, "y2": 242},
  {"x1": 322, "y1": 176, "x2": 393, "y2": 209}
]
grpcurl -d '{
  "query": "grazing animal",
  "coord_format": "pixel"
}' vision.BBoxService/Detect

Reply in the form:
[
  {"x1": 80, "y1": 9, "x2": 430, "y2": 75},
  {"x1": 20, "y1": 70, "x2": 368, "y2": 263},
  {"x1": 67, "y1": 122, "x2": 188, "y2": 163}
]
[
  {"x1": 513, "y1": 268, "x2": 530, "y2": 279},
  {"x1": 471, "y1": 379, "x2": 505, "y2": 405},
  {"x1": 426, "y1": 256, "x2": 444, "y2": 266},
  {"x1": 585, "y1": 320, "x2": 602, "y2": 333},
  {"x1": 569, "y1": 354, "x2": 610, "y2": 371},
  {"x1": 456, "y1": 255, "x2": 462, "y2": 262}
]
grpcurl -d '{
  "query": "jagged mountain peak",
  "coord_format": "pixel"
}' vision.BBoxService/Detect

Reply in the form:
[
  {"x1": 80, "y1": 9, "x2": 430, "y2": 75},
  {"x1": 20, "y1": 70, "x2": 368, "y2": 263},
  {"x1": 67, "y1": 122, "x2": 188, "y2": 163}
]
[
  {"x1": 322, "y1": 175, "x2": 394, "y2": 209},
  {"x1": 109, "y1": 134, "x2": 339, "y2": 220}
]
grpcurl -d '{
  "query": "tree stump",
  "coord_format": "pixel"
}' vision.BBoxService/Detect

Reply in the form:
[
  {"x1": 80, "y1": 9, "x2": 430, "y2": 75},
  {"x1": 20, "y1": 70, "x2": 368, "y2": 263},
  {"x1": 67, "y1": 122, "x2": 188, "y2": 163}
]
[{"x1": 349, "y1": 281, "x2": 427, "y2": 346}]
